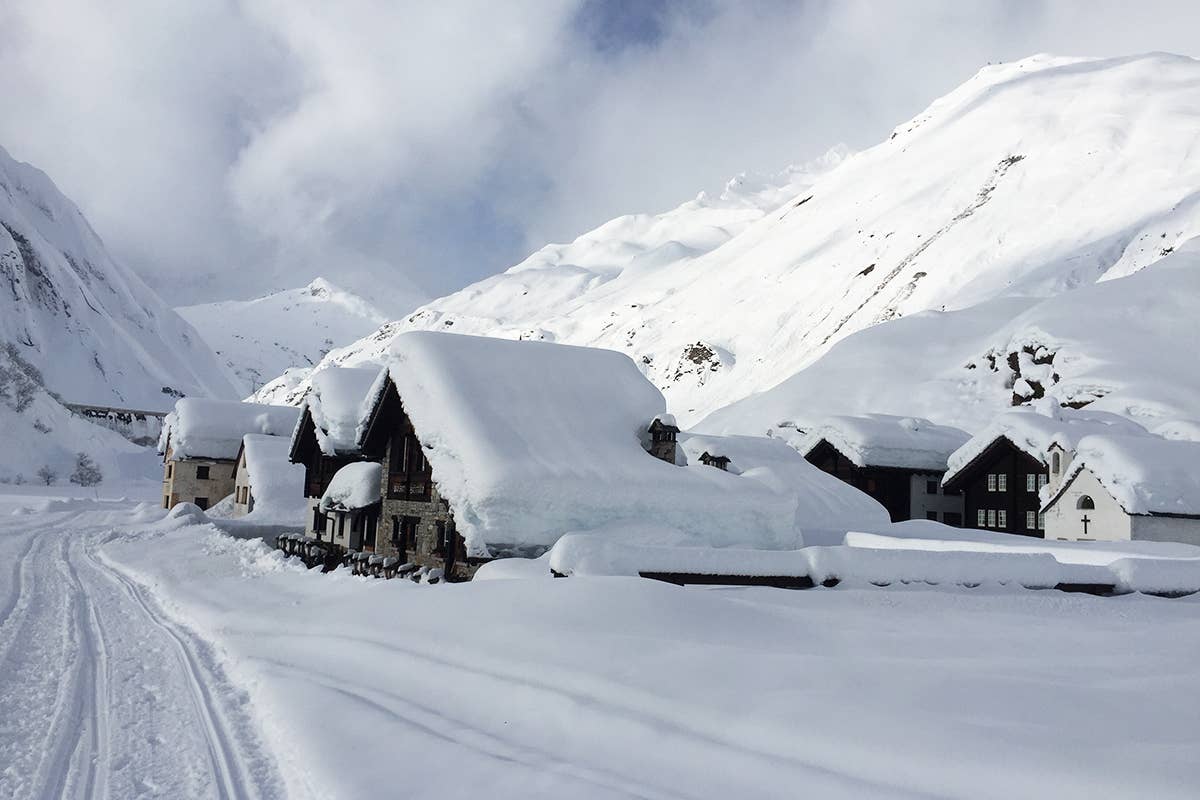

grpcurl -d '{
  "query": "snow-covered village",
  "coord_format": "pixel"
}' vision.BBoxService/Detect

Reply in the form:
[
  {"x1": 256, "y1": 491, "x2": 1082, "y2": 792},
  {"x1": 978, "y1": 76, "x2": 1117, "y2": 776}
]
[{"x1": 3, "y1": 4, "x2": 1200, "y2": 798}]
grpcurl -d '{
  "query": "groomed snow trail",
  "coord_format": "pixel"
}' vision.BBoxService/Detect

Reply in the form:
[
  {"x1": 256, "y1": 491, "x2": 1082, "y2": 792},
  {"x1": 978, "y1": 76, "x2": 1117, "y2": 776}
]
[{"x1": 0, "y1": 505, "x2": 288, "y2": 800}]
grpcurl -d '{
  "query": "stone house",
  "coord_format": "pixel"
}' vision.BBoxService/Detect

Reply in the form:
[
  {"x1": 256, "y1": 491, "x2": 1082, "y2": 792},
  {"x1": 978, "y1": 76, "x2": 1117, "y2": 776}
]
[
  {"x1": 350, "y1": 332, "x2": 709, "y2": 581},
  {"x1": 286, "y1": 366, "x2": 382, "y2": 540},
  {"x1": 800, "y1": 414, "x2": 969, "y2": 524},
  {"x1": 942, "y1": 406, "x2": 1148, "y2": 537},
  {"x1": 232, "y1": 434, "x2": 305, "y2": 518},
  {"x1": 159, "y1": 397, "x2": 299, "y2": 510},
  {"x1": 1041, "y1": 434, "x2": 1200, "y2": 544}
]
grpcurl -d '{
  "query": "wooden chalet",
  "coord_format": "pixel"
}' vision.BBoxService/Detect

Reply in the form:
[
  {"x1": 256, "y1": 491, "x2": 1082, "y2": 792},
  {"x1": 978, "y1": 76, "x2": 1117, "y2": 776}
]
[{"x1": 940, "y1": 436, "x2": 1047, "y2": 537}]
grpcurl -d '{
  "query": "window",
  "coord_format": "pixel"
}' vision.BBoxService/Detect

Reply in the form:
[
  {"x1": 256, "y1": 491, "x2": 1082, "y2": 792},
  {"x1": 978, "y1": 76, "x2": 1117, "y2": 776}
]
[
  {"x1": 1038, "y1": 474, "x2": 1047, "y2": 489},
  {"x1": 163, "y1": 496, "x2": 170, "y2": 509},
  {"x1": 166, "y1": 463, "x2": 173, "y2": 479},
  {"x1": 1026, "y1": 510, "x2": 1037, "y2": 530},
  {"x1": 926, "y1": 511, "x2": 939, "y2": 521},
  {"x1": 987, "y1": 509, "x2": 996, "y2": 528},
  {"x1": 312, "y1": 508, "x2": 326, "y2": 533},
  {"x1": 976, "y1": 509, "x2": 986, "y2": 527},
  {"x1": 194, "y1": 497, "x2": 209, "y2": 510},
  {"x1": 997, "y1": 509, "x2": 1007, "y2": 528},
  {"x1": 925, "y1": 479, "x2": 939, "y2": 495},
  {"x1": 1038, "y1": 513, "x2": 1046, "y2": 530},
  {"x1": 944, "y1": 512, "x2": 962, "y2": 527},
  {"x1": 986, "y1": 474, "x2": 996, "y2": 491},
  {"x1": 997, "y1": 473, "x2": 1007, "y2": 492},
  {"x1": 389, "y1": 432, "x2": 433, "y2": 501},
  {"x1": 1076, "y1": 495, "x2": 1095, "y2": 510},
  {"x1": 401, "y1": 516, "x2": 421, "y2": 554},
  {"x1": 436, "y1": 520, "x2": 447, "y2": 555},
  {"x1": 1026, "y1": 474, "x2": 1037, "y2": 492},
  {"x1": 338, "y1": 514, "x2": 346, "y2": 537},
  {"x1": 196, "y1": 465, "x2": 210, "y2": 480},
  {"x1": 1052, "y1": 452, "x2": 1061, "y2": 474}
]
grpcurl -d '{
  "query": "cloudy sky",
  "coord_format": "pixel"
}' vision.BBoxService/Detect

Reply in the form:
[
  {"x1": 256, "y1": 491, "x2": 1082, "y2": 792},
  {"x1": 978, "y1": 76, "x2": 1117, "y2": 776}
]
[{"x1": 2, "y1": 0, "x2": 1198, "y2": 310}]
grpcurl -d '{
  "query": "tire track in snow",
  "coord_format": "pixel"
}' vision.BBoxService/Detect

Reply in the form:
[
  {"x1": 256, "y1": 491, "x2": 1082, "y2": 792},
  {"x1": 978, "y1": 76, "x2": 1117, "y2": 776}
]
[
  {"x1": 83, "y1": 541, "x2": 283, "y2": 800},
  {"x1": 259, "y1": 658, "x2": 692, "y2": 800}
]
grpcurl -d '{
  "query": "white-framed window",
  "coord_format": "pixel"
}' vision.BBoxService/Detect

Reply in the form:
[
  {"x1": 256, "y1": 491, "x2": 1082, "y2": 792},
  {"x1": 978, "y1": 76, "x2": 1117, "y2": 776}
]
[
  {"x1": 977, "y1": 509, "x2": 986, "y2": 527},
  {"x1": 1026, "y1": 474, "x2": 1037, "y2": 492},
  {"x1": 997, "y1": 509, "x2": 1007, "y2": 528},
  {"x1": 987, "y1": 509, "x2": 997, "y2": 528},
  {"x1": 1038, "y1": 474, "x2": 1048, "y2": 489},
  {"x1": 987, "y1": 474, "x2": 997, "y2": 491},
  {"x1": 1038, "y1": 513, "x2": 1046, "y2": 530},
  {"x1": 1026, "y1": 510, "x2": 1037, "y2": 529},
  {"x1": 997, "y1": 473, "x2": 1007, "y2": 492}
]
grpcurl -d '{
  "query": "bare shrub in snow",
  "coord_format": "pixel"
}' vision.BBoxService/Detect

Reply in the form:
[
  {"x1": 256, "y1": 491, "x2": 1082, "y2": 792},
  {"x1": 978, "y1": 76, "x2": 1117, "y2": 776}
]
[
  {"x1": 36, "y1": 465, "x2": 57, "y2": 485},
  {"x1": 69, "y1": 452, "x2": 102, "y2": 486}
]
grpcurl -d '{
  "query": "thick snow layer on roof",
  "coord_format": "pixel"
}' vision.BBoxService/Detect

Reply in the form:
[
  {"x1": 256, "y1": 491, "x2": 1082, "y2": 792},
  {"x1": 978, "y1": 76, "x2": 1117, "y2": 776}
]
[
  {"x1": 943, "y1": 403, "x2": 1147, "y2": 486},
  {"x1": 364, "y1": 332, "x2": 832, "y2": 557},
  {"x1": 241, "y1": 435, "x2": 305, "y2": 521},
  {"x1": 161, "y1": 399, "x2": 300, "y2": 461},
  {"x1": 798, "y1": 414, "x2": 970, "y2": 471},
  {"x1": 302, "y1": 366, "x2": 381, "y2": 456},
  {"x1": 679, "y1": 433, "x2": 889, "y2": 531},
  {"x1": 1055, "y1": 434, "x2": 1200, "y2": 517},
  {"x1": 319, "y1": 462, "x2": 381, "y2": 513}
]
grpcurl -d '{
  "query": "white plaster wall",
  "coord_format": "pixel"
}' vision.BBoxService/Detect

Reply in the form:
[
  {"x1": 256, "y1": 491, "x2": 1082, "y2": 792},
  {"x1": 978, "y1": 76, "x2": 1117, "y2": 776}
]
[
  {"x1": 232, "y1": 453, "x2": 252, "y2": 517},
  {"x1": 165, "y1": 456, "x2": 236, "y2": 511},
  {"x1": 1044, "y1": 468, "x2": 1132, "y2": 541},
  {"x1": 909, "y1": 473, "x2": 964, "y2": 522},
  {"x1": 1132, "y1": 515, "x2": 1200, "y2": 546}
]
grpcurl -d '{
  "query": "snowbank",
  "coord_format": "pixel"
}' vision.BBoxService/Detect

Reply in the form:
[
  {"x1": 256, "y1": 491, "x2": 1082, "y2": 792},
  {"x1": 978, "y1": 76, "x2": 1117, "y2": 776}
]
[
  {"x1": 798, "y1": 414, "x2": 969, "y2": 471},
  {"x1": 160, "y1": 398, "x2": 300, "y2": 460},
  {"x1": 240, "y1": 434, "x2": 305, "y2": 522},
  {"x1": 319, "y1": 461, "x2": 381, "y2": 512},
  {"x1": 1050, "y1": 433, "x2": 1200, "y2": 516},
  {"x1": 362, "y1": 332, "x2": 823, "y2": 557}
]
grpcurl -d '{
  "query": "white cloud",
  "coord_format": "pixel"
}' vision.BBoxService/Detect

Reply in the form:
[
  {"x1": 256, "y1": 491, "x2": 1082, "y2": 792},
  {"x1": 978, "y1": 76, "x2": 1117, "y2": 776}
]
[{"x1": 0, "y1": 0, "x2": 1196, "y2": 310}]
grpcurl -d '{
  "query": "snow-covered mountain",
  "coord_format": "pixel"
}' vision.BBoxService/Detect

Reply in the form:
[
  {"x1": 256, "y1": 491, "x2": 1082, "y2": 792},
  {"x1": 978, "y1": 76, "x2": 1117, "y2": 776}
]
[
  {"x1": 177, "y1": 278, "x2": 389, "y2": 396},
  {"x1": 0, "y1": 145, "x2": 238, "y2": 480},
  {"x1": 0, "y1": 145, "x2": 236, "y2": 409},
  {"x1": 286, "y1": 53, "x2": 1200, "y2": 432}
]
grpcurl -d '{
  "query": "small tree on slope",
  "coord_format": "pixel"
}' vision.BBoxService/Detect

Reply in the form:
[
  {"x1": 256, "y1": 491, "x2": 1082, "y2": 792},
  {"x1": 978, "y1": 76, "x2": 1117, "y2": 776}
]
[
  {"x1": 36, "y1": 465, "x2": 57, "y2": 485},
  {"x1": 69, "y1": 452, "x2": 102, "y2": 487}
]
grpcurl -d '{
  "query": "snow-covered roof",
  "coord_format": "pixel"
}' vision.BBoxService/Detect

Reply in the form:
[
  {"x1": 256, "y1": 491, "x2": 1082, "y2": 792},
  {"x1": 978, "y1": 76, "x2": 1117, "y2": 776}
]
[
  {"x1": 160, "y1": 398, "x2": 301, "y2": 461},
  {"x1": 943, "y1": 404, "x2": 1147, "y2": 487},
  {"x1": 239, "y1": 434, "x2": 305, "y2": 515},
  {"x1": 319, "y1": 462, "x2": 382, "y2": 513},
  {"x1": 297, "y1": 366, "x2": 382, "y2": 456},
  {"x1": 679, "y1": 433, "x2": 890, "y2": 533},
  {"x1": 359, "y1": 331, "x2": 853, "y2": 557},
  {"x1": 1045, "y1": 434, "x2": 1200, "y2": 517},
  {"x1": 799, "y1": 414, "x2": 970, "y2": 472}
]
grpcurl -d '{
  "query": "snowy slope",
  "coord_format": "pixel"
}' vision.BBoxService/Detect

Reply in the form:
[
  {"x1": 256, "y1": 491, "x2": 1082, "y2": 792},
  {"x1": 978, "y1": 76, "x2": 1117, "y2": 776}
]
[
  {"x1": 294, "y1": 53, "x2": 1200, "y2": 427},
  {"x1": 0, "y1": 145, "x2": 236, "y2": 408},
  {"x1": 700, "y1": 242, "x2": 1200, "y2": 439},
  {"x1": 177, "y1": 278, "x2": 390, "y2": 396}
]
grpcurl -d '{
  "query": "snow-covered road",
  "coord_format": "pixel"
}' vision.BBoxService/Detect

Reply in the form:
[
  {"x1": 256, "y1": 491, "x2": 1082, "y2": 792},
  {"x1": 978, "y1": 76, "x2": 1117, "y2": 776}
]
[
  {"x1": 0, "y1": 500, "x2": 285, "y2": 799},
  {"x1": 2, "y1": 488, "x2": 1199, "y2": 799}
]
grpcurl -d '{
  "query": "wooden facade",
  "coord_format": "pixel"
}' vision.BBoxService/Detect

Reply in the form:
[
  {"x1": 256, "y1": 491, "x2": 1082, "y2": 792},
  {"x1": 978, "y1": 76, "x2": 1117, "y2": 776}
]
[
  {"x1": 941, "y1": 437, "x2": 1047, "y2": 537},
  {"x1": 359, "y1": 376, "x2": 477, "y2": 581},
  {"x1": 290, "y1": 407, "x2": 375, "y2": 544}
]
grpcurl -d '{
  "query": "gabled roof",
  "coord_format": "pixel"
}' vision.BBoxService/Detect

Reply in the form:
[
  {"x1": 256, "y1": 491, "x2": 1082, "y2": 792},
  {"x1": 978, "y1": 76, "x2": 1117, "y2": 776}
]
[
  {"x1": 289, "y1": 365, "x2": 381, "y2": 460},
  {"x1": 942, "y1": 405, "x2": 1146, "y2": 489},
  {"x1": 355, "y1": 331, "x2": 841, "y2": 557},
  {"x1": 159, "y1": 398, "x2": 300, "y2": 461},
  {"x1": 1042, "y1": 433, "x2": 1200, "y2": 517},
  {"x1": 799, "y1": 414, "x2": 969, "y2": 472}
]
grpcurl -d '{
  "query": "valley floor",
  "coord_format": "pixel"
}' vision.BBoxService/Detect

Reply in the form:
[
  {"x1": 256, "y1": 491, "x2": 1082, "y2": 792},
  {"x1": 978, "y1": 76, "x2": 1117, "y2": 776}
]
[{"x1": 0, "y1": 486, "x2": 1197, "y2": 799}]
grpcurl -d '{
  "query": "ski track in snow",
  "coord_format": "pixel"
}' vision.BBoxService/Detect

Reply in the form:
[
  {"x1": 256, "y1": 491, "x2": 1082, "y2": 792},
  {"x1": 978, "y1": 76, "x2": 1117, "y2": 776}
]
[{"x1": 0, "y1": 509, "x2": 289, "y2": 800}]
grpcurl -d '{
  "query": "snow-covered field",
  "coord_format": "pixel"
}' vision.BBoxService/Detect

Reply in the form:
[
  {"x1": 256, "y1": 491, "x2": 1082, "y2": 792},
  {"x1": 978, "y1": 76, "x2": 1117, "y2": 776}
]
[{"x1": 2, "y1": 485, "x2": 1198, "y2": 799}]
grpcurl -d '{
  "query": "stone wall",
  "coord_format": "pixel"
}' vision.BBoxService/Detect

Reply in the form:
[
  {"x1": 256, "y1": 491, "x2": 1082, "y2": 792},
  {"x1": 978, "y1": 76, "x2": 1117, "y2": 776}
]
[{"x1": 162, "y1": 452, "x2": 236, "y2": 511}]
